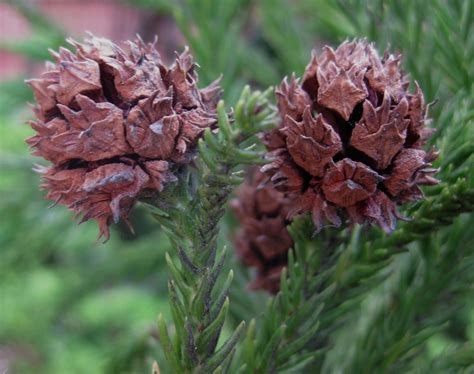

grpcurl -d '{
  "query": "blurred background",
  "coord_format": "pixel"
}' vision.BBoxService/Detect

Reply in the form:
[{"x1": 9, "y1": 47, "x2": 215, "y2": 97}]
[{"x1": 0, "y1": 0, "x2": 472, "y2": 373}]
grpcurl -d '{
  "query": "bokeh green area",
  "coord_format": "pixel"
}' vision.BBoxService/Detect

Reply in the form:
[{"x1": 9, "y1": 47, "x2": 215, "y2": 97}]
[{"x1": 1, "y1": 0, "x2": 473, "y2": 373}]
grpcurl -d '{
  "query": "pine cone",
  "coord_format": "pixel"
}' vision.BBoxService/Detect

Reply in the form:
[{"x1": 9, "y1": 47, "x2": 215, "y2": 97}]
[
  {"x1": 27, "y1": 35, "x2": 221, "y2": 239},
  {"x1": 263, "y1": 40, "x2": 438, "y2": 233},
  {"x1": 231, "y1": 170, "x2": 293, "y2": 293}
]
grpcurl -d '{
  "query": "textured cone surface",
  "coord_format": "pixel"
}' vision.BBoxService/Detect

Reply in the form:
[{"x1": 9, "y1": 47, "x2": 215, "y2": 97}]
[
  {"x1": 263, "y1": 40, "x2": 438, "y2": 233},
  {"x1": 231, "y1": 170, "x2": 293, "y2": 293},
  {"x1": 27, "y1": 35, "x2": 221, "y2": 239}
]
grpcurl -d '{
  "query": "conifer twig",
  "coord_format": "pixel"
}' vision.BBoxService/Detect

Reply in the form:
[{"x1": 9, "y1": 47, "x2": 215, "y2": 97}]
[{"x1": 148, "y1": 86, "x2": 276, "y2": 373}]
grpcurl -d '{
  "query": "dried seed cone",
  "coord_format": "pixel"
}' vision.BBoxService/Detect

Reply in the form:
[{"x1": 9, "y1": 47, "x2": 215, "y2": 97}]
[
  {"x1": 263, "y1": 40, "x2": 439, "y2": 233},
  {"x1": 231, "y1": 170, "x2": 293, "y2": 293},
  {"x1": 27, "y1": 34, "x2": 221, "y2": 239}
]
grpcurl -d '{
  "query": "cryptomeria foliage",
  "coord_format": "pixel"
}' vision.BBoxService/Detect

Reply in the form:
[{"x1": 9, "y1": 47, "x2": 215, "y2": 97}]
[
  {"x1": 147, "y1": 88, "x2": 276, "y2": 372},
  {"x1": 1, "y1": 0, "x2": 473, "y2": 373}
]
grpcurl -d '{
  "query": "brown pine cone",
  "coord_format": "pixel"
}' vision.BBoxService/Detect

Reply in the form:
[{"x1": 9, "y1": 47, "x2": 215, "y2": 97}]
[
  {"x1": 262, "y1": 40, "x2": 438, "y2": 233},
  {"x1": 231, "y1": 170, "x2": 293, "y2": 293},
  {"x1": 27, "y1": 35, "x2": 221, "y2": 239}
]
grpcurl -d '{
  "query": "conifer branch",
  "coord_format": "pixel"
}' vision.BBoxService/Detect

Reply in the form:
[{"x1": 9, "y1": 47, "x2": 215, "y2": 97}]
[
  {"x1": 148, "y1": 86, "x2": 276, "y2": 373},
  {"x1": 231, "y1": 218, "x2": 329, "y2": 373},
  {"x1": 378, "y1": 179, "x2": 474, "y2": 249},
  {"x1": 324, "y1": 213, "x2": 474, "y2": 372}
]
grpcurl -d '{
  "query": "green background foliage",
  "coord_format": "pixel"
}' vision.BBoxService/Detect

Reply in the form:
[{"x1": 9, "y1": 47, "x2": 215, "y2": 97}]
[{"x1": 0, "y1": 0, "x2": 472, "y2": 372}]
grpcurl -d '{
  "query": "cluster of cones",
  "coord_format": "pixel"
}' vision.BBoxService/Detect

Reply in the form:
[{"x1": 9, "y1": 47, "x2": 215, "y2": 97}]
[{"x1": 27, "y1": 36, "x2": 438, "y2": 291}]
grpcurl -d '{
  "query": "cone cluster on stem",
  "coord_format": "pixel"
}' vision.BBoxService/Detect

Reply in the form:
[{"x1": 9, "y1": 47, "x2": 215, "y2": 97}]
[{"x1": 232, "y1": 40, "x2": 439, "y2": 292}]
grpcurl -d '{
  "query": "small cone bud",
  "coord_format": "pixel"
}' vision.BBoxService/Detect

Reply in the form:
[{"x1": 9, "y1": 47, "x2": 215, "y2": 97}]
[{"x1": 231, "y1": 170, "x2": 293, "y2": 293}]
